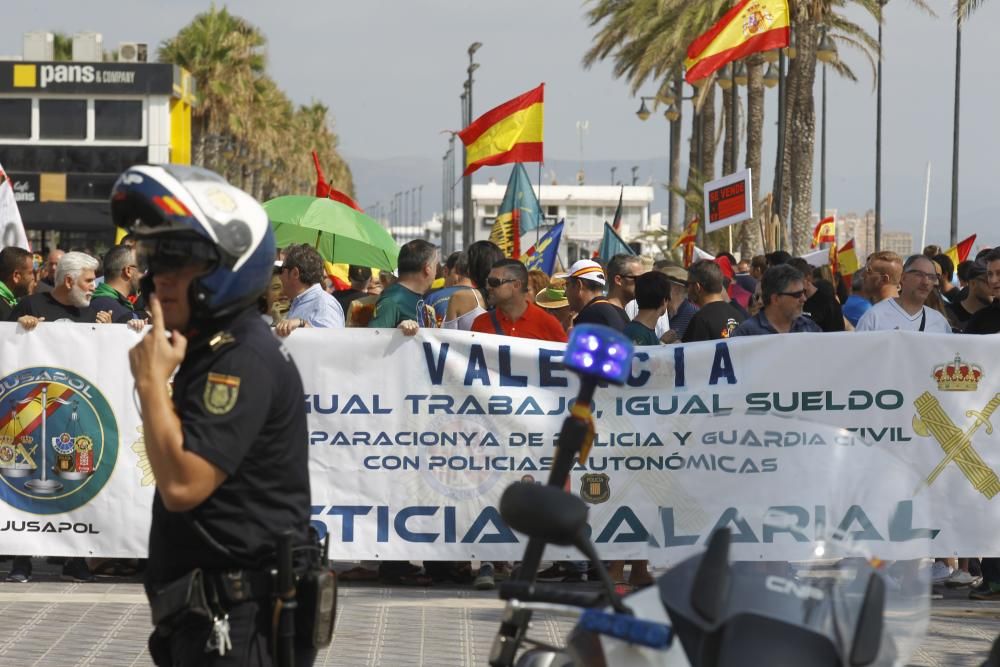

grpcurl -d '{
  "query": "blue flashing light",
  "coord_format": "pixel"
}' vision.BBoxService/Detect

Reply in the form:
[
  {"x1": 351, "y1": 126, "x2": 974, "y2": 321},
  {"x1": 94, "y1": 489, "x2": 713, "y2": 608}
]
[
  {"x1": 579, "y1": 609, "x2": 673, "y2": 650},
  {"x1": 564, "y1": 324, "x2": 634, "y2": 385}
]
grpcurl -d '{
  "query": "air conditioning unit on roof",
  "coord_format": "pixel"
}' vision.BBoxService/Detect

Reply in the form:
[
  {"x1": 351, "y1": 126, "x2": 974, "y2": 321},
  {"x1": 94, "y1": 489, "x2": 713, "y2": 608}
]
[{"x1": 118, "y1": 42, "x2": 148, "y2": 63}]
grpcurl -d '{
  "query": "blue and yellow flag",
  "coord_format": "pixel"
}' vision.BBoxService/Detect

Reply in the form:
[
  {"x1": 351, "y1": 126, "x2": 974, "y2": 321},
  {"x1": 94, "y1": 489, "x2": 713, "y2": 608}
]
[
  {"x1": 597, "y1": 222, "x2": 635, "y2": 265},
  {"x1": 523, "y1": 221, "x2": 564, "y2": 276},
  {"x1": 498, "y1": 162, "x2": 543, "y2": 235}
]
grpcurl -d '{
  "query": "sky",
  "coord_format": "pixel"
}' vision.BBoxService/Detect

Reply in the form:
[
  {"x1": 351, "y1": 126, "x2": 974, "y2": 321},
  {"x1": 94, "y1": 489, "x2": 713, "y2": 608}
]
[{"x1": 3, "y1": 0, "x2": 999, "y2": 248}]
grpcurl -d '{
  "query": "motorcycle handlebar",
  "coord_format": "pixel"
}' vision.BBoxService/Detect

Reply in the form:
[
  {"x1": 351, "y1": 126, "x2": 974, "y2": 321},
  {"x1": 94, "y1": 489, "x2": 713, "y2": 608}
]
[{"x1": 498, "y1": 580, "x2": 606, "y2": 608}]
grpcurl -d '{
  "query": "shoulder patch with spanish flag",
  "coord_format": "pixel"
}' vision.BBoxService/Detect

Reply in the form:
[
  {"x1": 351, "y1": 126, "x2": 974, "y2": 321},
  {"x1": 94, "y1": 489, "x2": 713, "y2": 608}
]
[{"x1": 203, "y1": 372, "x2": 241, "y2": 415}]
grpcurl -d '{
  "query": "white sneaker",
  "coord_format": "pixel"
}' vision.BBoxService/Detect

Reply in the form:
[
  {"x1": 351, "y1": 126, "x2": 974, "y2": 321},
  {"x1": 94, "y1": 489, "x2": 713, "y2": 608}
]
[
  {"x1": 945, "y1": 570, "x2": 978, "y2": 588},
  {"x1": 930, "y1": 561, "x2": 953, "y2": 584}
]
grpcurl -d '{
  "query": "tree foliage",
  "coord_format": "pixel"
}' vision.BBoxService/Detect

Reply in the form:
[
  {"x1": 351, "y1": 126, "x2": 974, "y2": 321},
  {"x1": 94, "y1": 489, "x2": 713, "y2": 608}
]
[{"x1": 158, "y1": 6, "x2": 353, "y2": 201}]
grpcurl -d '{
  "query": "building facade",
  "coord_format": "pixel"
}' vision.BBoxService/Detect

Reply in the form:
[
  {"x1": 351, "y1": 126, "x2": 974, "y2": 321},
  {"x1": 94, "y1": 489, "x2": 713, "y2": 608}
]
[
  {"x1": 0, "y1": 33, "x2": 196, "y2": 252},
  {"x1": 469, "y1": 182, "x2": 655, "y2": 263},
  {"x1": 882, "y1": 231, "x2": 914, "y2": 258}
]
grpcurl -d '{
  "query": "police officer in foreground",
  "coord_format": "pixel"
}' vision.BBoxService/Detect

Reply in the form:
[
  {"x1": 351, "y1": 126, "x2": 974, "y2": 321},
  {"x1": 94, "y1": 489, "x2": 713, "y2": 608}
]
[{"x1": 111, "y1": 165, "x2": 316, "y2": 666}]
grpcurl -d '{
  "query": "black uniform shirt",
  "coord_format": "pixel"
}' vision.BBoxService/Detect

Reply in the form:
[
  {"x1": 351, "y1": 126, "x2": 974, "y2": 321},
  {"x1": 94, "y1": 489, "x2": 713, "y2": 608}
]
[
  {"x1": 964, "y1": 302, "x2": 1000, "y2": 335},
  {"x1": 573, "y1": 297, "x2": 629, "y2": 332},
  {"x1": 146, "y1": 307, "x2": 310, "y2": 588},
  {"x1": 8, "y1": 292, "x2": 98, "y2": 322},
  {"x1": 682, "y1": 300, "x2": 746, "y2": 342}
]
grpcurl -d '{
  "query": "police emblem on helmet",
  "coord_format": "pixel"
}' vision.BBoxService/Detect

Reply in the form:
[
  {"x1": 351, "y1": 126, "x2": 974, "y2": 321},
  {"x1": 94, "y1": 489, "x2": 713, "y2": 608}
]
[{"x1": 580, "y1": 473, "x2": 610, "y2": 504}]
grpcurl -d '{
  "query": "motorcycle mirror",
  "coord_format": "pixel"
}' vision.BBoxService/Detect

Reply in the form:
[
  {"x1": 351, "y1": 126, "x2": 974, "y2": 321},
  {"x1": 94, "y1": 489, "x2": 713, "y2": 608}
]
[
  {"x1": 849, "y1": 573, "x2": 885, "y2": 666},
  {"x1": 690, "y1": 527, "x2": 732, "y2": 624},
  {"x1": 500, "y1": 482, "x2": 589, "y2": 547}
]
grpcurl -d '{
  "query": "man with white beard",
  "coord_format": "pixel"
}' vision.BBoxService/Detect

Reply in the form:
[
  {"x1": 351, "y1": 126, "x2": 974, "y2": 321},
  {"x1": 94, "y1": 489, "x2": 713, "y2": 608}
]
[{"x1": 10, "y1": 251, "x2": 112, "y2": 328}]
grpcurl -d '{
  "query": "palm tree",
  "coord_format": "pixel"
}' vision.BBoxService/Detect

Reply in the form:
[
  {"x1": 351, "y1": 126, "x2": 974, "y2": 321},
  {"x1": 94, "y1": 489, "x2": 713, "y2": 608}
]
[
  {"x1": 583, "y1": 0, "x2": 887, "y2": 255},
  {"x1": 52, "y1": 32, "x2": 72, "y2": 61},
  {"x1": 584, "y1": 0, "x2": 730, "y2": 244},
  {"x1": 158, "y1": 7, "x2": 354, "y2": 200},
  {"x1": 158, "y1": 7, "x2": 267, "y2": 166}
]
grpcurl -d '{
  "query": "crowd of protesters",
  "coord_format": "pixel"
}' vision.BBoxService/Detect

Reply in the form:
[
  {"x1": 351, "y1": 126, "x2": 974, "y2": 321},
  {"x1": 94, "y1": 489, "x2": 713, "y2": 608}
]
[{"x1": 4, "y1": 234, "x2": 1000, "y2": 599}]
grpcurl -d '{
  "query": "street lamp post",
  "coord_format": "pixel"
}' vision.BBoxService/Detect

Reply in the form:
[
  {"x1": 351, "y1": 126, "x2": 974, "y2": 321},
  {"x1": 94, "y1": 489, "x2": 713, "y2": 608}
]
[
  {"x1": 462, "y1": 42, "x2": 482, "y2": 250},
  {"x1": 668, "y1": 77, "x2": 682, "y2": 233},
  {"x1": 875, "y1": 1, "x2": 885, "y2": 252},
  {"x1": 950, "y1": 13, "x2": 962, "y2": 246},
  {"x1": 817, "y1": 32, "x2": 838, "y2": 226},
  {"x1": 636, "y1": 84, "x2": 685, "y2": 232}
]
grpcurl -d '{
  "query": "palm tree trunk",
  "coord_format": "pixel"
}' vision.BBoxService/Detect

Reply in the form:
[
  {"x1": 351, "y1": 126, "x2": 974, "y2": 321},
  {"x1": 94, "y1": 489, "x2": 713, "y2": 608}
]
[
  {"x1": 788, "y1": 7, "x2": 819, "y2": 255},
  {"x1": 740, "y1": 55, "x2": 765, "y2": 258},
  {"x1": 778, "y1": 53, "x2": 797, "y2": 234},
  {"x1": 723, "y1": 86, "x2": 735, "y2": 176},
  {"x1": 700, "y1": 85, "x2": 717, "y2": 185}
]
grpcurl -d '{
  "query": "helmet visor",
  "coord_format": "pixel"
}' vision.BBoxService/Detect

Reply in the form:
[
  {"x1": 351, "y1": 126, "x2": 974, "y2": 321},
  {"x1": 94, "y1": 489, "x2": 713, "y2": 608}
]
[{"x1": 137, "y1": 235, "x2": 219, "y2": 275}]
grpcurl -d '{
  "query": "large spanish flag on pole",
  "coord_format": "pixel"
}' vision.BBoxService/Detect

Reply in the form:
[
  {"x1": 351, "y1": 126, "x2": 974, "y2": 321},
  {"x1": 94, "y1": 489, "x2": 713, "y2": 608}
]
[
  {"x1": 684, "y1": 0, "x2": 791, "y2": 84},
  {"x1": 458, "y1": 84, "x2": 544, "y2": 176}
]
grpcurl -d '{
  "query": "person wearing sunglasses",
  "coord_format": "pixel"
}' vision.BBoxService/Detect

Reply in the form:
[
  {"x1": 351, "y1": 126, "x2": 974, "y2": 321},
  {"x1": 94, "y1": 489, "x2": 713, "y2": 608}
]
[
  {"x1": 862, "y1": 250, "x2": 903, "y2": 305},
  {"x1": 470, "y1": 259, "x2": 566, "y2": 343},
  {"x1": 731, "y1": 264, "x2": 822, "y2": 336},
  {"x1": 90, "y1": 244, "x2": 147, "y2": 328},
  {"x1": 855, "y1": 254, "x2": 951, "y2": 333},
  {"x1": 112, "y1": 164, "x2": 317, "y2": 666}
]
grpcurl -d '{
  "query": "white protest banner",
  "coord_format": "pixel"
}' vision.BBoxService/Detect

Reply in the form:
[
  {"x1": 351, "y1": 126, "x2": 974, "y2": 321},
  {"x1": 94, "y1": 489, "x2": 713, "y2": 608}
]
[
  {"x1": 703, "y1": 169, "x2": 753, "y2": 234},
  {"x1": 1, "y1": 323, "x2": 997, "y2": 564},
  {"x1": 0, "y1": 162, "x2": 30, "y2": 250}
]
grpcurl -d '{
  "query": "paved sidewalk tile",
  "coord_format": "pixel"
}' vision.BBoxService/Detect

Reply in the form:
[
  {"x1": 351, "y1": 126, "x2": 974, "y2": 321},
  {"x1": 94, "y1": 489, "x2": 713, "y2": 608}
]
[{"x1": 0, "y1": 578, "x2": 995, "y2": 665}]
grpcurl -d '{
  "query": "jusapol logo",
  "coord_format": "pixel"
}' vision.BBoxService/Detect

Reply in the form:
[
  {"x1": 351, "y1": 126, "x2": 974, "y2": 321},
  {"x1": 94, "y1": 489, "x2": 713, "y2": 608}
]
[{"x1": 0, "y1": 367, "x2": 118, "y2": 514}]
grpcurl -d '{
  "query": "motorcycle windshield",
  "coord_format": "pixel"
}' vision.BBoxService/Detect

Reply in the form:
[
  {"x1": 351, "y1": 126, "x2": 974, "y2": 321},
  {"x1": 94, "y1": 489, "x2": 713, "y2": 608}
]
[{"x1": 657, "y1": 412, "x2": 931, "y2": 666}]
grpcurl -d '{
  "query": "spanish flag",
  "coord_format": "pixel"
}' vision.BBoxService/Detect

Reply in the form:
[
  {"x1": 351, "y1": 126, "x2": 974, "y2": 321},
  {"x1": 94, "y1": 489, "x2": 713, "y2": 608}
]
[
  {"x1": 836, "y1": 239, "x2": 860, "y2": 276},
  {"x1": 811, "y1": 216, "x2": 835, "y2": 248},
  {"x1": 458, "y1": 84, "x2": 544, "y2": 176},
  {"x1": 945, "y1": 234, "x2": 977, "y2": 268},
  {"x1": 672, "y1": 219, "x2": 699, "y2": 250},
  {"x1": 684, "y1": 0, "x2": 791, "y2": 84}
]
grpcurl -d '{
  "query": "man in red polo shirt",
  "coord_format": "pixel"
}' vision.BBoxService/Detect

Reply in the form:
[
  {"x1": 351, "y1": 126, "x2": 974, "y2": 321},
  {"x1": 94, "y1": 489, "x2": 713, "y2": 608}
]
[{"x1": 472, "y1": 258, "x2": 567, "y2": 342}]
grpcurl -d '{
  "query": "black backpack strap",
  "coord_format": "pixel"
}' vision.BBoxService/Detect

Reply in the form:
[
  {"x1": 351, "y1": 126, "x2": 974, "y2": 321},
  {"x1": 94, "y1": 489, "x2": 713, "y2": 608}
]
[{"x1": 489, "y1": 309, "x2": 504, "y2": 335}]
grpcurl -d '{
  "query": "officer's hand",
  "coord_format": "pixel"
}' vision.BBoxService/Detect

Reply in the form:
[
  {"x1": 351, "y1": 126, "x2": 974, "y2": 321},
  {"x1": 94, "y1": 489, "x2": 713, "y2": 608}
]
[
  {"x1": 95, "y1": 310, "x2": 113, "y2": 324},
  {"x1": 398, "y1": 320, "x2": 419, "y2": 337},
  {"x1": 17, "y1": 316, "x2": 44, "y2": 331},
  {"x1": 129, "y1": 294, "x2": 187, "y2": 389},
  {"x1": 127, "y1": 318, "x2": 148, "y2": 333}
]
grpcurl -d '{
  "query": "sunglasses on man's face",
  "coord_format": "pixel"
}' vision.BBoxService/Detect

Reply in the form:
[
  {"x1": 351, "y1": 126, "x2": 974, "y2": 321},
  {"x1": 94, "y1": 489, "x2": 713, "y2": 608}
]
[{"x1": 486, "y1": 276, "x2": 517, "y2": 288}]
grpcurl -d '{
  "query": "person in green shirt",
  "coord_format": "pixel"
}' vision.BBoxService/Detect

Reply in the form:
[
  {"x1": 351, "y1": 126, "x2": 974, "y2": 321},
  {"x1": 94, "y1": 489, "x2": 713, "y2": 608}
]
[
  {"x1": 91, "y1": 245, "x2": 146, "y2": 327},
  {"x1": 368, "y1": 239, "x2": 439, "y2": 332},
  {"x1": 0, "y1": 246, "x2": 34, "y2": 321},
  {"x1": 623, "y1": 271, "x2": 671, "y2": 347}
]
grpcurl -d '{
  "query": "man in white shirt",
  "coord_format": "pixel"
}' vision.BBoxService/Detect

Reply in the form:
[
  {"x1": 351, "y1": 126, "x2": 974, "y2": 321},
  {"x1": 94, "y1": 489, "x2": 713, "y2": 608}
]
[{"x1": 855, "y1": 254, "x2": 951, "y2": 333}]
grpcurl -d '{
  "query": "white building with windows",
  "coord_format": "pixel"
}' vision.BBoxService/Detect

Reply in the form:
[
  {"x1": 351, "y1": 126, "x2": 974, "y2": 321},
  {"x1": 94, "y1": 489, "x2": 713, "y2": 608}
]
[{"x1": 471, "y1": 183, "x2": 656, "y2": 263}]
